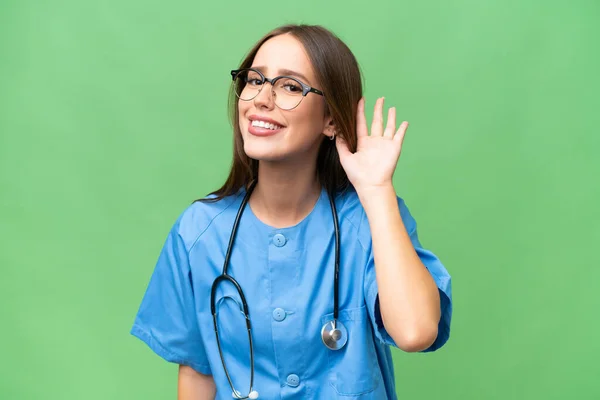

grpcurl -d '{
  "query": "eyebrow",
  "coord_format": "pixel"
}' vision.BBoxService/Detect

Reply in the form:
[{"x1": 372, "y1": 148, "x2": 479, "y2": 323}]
[{"x1": 252, "y1": 66, "x2": 311, "y2": 84}]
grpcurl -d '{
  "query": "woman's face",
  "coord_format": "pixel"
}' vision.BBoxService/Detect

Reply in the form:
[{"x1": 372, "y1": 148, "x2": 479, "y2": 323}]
[{"x1": 237, "y1": 33, "x2": 333, "y2": 163}]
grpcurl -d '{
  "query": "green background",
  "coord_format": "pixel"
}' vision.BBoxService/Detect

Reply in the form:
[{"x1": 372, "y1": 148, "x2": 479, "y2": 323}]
[{"x1": 1, "y1": 0, "x2": 599, "y2": 398}]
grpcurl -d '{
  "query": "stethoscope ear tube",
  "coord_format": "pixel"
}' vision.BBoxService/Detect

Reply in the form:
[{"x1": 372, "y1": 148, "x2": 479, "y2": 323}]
[
  {"x1": 327, "y1": 187, "x2": 340, "y2": 323},
  {"x1": 211, "y1": 180, "x2": 258, "y2": 399},
  {"x1": 223, "y1": 180, "x2": 258, "y2": 276},
  {"x1": 211, "y1": 274, "x2": 251, "y2": 328},
  {"x1": 321, "y1": 188, "x2": 347, "y2": 351}
]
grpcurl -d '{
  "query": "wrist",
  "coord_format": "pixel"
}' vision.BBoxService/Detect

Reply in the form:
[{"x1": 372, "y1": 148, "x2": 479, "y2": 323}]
[{"x1": 356, "y1": 183, "x2": 397, "y2": 210}]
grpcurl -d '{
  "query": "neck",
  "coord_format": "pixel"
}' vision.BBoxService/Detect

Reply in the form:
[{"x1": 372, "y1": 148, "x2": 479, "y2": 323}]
[{"x1": 249, "y1": 158, "x2": 322, "y2": 229}]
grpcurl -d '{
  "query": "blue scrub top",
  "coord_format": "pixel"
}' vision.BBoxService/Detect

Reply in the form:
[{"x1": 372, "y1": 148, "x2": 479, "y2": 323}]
[{"x1": 130, "y1": 185, "x2": 452, "y2": 399}]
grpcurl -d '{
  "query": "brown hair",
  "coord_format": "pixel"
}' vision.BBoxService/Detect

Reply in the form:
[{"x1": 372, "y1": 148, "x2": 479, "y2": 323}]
[{"x1": 198, "y1": 24, "x2": 363, "y2": 202}]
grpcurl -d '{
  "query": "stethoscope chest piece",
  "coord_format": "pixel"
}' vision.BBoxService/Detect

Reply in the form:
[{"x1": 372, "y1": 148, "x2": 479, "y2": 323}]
[{"x1": 321, "y1": 319, "x2": 348, "y2": 350}]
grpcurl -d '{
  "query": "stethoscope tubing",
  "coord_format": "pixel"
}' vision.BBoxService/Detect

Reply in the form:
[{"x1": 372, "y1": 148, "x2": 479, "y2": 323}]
[{"x1": 210, "y1": 179, "x2": 342, "y2": 399}]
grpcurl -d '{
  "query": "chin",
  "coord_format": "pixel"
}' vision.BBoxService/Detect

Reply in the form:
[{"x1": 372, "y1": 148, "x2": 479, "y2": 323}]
[{"x1": 243, "y1": 141, "x2": 287, "y2": 162}]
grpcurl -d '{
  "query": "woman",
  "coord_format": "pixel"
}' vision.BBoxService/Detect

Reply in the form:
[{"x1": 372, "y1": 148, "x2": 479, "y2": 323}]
[{"x1": 131, "y1": 24, "x2": 452, "y2": 399}]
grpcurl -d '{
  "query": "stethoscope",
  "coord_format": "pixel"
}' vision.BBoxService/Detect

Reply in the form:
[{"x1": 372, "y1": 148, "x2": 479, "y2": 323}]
[{"x1": 210, "y1": 180, "x2": 347, "y2": 399}]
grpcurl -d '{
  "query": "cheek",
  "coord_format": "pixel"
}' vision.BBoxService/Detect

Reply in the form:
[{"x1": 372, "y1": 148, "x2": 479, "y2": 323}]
[
  {"x1": 286, "y1": 101, "x2": 325, "y2": 135},
  {"x1": 238, "y1": 103, "x2": 249, "y2": 130}
]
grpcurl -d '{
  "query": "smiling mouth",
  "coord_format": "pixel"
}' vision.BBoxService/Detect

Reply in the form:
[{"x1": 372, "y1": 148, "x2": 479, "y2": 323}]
[{"x1": 250, "y1": 119, "x2": 283, "y2": 130}]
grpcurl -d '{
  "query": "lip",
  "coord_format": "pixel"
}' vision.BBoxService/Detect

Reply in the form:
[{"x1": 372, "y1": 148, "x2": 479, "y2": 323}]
[{"x1": 247, "y1": 114, "x2": 285, "y2": 137}]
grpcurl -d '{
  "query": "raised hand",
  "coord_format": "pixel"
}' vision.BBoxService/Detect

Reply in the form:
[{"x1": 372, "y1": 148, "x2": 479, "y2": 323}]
[{"x1": 335, "y1": 97, "x2": 408, "y2": 193}]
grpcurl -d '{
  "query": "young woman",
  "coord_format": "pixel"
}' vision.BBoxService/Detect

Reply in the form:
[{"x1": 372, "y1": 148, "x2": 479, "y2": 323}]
[{"x1": 131, "y1": 24, "x2": 452, "y2": 400}]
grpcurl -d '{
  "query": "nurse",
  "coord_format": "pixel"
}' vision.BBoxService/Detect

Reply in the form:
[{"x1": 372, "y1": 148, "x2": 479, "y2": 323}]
[{"x1": 131, "y1": 24, "x2": 452, "y2": 399}]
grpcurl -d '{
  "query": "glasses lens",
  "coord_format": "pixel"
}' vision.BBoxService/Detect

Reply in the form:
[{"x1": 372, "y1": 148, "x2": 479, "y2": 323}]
[
  {"x1": 234, "y1": 69, "x2": 263, "y2": 101},
  {"x1": 272, "y1": 77, "x2": 304, "y2": 110}
]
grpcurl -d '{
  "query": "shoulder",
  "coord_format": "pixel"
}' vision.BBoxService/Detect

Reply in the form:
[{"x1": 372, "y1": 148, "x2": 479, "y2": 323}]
[
  {"x1": 172, "y1": 191, "x2": 243, "y2": 252},
  {"x1": 334, "y1": 186, "x2": 363, "y2": 232}
]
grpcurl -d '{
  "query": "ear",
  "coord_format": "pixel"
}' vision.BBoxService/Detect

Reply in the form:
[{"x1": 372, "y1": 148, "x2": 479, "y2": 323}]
[{"x1": 322, "y1": 116, "x2": 336, "y2": 140}]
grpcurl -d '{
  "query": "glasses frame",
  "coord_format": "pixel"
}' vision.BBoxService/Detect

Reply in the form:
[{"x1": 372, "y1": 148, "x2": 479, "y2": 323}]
[{"x1": 230, "y1": 68, "x2": 324, "y2": 110}]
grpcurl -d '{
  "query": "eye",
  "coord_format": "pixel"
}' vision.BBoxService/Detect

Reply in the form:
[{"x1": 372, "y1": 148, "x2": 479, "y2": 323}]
[
  {"x1": 245, "y1": 72, "x2": 263, "y2": 87},
  {"x1": 281, "y1": 79, "x2": 302, "y2": 93},
  {"x1": 246, "y1": 78, "x2": 263, "y2": 86}
]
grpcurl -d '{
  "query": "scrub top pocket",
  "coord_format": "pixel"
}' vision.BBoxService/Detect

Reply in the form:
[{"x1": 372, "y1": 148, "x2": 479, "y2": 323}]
[{"x1": 321, "y1": 304, "x2": 382, "y2": 397}]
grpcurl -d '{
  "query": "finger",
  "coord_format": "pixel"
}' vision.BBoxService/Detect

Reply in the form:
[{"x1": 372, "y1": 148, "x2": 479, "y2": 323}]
[
  {"x1": 370, "y1": 97, "x2": 385, "y2": 136},
  {"x1": 356, "y1": 97, "x2": 368, "y2": 138},
  {"x1": 394, "y1": 121, "x2": 409, "y2": 146},
  {"x1": 383, "y1": 107, "x2": 396, "y2": 138}
]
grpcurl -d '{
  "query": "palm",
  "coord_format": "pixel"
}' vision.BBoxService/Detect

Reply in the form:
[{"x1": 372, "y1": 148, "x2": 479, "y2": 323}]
[{"x1": 336, "y1": 97, "x2": 408, "y2": 191}]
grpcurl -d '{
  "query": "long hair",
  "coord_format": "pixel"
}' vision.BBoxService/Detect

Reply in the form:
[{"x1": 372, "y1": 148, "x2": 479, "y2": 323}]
[{"x1": 198, "y1": 24, "x2": 363, "y2": 202}]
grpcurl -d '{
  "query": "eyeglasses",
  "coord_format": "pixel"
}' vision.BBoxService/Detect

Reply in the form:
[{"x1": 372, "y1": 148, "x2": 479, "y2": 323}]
[{"x1": 231, "y1": 68, "x2": 324, "y2": 110}]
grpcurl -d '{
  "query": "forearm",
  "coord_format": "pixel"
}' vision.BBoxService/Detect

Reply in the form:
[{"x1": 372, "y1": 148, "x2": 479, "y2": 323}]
[
  {"x1": 358, "y1": 184, "x2": 440, "y2": 352},
  {"x1": 178, "y1": 365, "x2": 216, "y2": 400}
]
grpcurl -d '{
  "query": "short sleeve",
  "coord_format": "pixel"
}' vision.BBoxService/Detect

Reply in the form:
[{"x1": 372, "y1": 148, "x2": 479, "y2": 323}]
[
  {"x1": 363, "y1": 197, "x2": 452, "y2": 352},
  {"x1": 130, "y1": 214, "x2": 211, "y2": 374}
]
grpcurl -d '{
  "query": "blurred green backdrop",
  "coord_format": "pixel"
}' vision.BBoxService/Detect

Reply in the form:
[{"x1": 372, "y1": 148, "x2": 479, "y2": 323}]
[{"x1": 1, "y1": 0, "x2": 599, "y2": 399}]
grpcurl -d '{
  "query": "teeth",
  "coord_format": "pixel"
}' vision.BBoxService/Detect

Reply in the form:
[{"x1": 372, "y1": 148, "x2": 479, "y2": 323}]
[{"x1": 251, "y1": 120, "x2": 281, "y2": 130}]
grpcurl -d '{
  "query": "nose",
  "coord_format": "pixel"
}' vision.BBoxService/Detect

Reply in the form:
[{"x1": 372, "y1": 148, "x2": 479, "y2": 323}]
[{"x1": 252, "y1": 81, "x2": 275, "y2": 110}]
